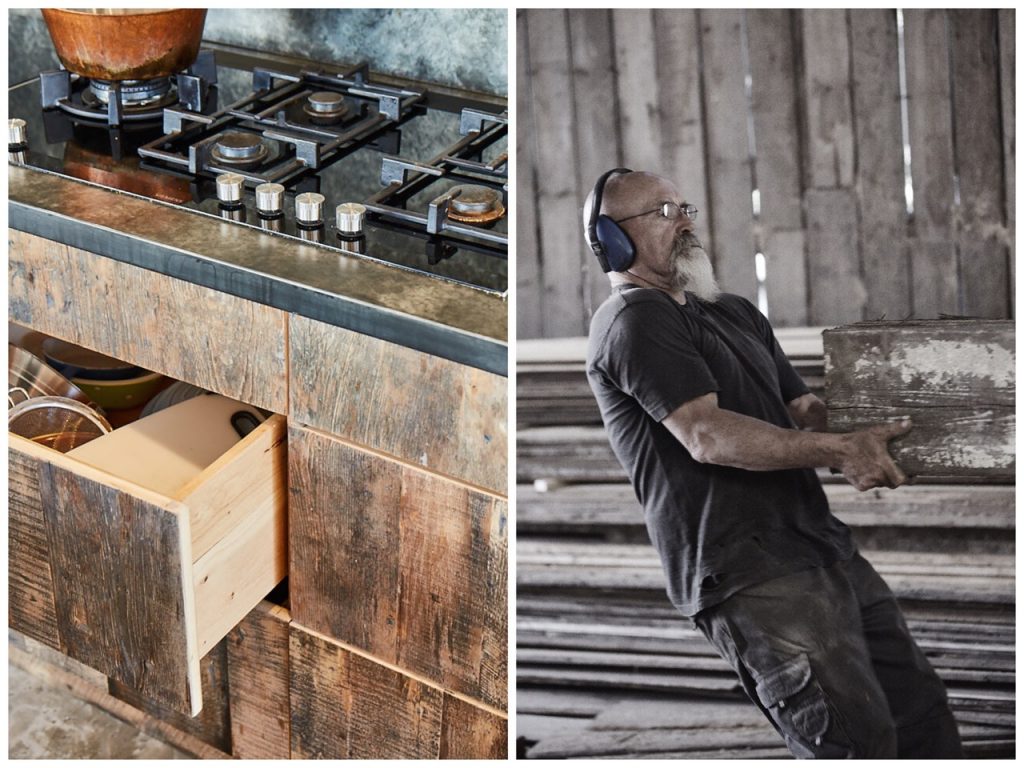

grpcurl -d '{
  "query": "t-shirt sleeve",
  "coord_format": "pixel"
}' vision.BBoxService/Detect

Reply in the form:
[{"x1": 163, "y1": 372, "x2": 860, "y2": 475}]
[
  {"x1": 599, "y1": 299, "x2": 719, "y2": 422},
  {"x1": 746, "y1": 301, "x2": 809, "y2": 403}
]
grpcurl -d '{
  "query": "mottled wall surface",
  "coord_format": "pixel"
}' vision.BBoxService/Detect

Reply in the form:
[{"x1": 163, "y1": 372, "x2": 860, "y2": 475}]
[
  {"x1": 8, "y1": 10, "x2": 61, "y2": 85},
  {"x1": 205, "y1": 9, "x2": 506, "y2": 95},
  {"x1": 8, "y1": 9, "x2": 507, "y2": 95},
  {"x1": 518, "y1": 9, "x2": 1014, "y2": 339}
]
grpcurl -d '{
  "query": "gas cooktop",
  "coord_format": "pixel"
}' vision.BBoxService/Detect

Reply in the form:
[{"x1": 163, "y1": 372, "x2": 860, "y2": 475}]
[{"x1": 8, "y1": 44, "x2": 508, "y2": 296}]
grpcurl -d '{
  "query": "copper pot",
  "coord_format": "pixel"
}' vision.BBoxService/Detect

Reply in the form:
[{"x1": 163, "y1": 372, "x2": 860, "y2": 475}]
[{"x1": 41, "y1": 8, "x2": 208, "y2": 81}]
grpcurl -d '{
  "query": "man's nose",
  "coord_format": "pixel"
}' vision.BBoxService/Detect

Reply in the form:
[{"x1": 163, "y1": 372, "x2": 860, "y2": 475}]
[{"x1": 677, "y1": 214, "x2": 695, "y2": 233}]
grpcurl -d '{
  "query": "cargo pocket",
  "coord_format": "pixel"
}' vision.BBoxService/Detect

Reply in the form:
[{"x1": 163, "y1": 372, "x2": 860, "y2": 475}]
[{"x1": 753, "y1": 652, "x2": 832, "y2": 751}]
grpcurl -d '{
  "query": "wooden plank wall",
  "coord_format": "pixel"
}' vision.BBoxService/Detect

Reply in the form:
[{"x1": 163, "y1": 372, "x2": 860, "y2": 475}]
[{"x1": 517, "y1": 9, "x2": 1015, "y2": 338}]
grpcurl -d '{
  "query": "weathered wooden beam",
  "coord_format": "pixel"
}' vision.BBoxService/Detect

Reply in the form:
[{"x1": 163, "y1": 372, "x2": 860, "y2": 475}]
[{"x1": 824, "y1": 320, "x2": 1015, "y2": 482}]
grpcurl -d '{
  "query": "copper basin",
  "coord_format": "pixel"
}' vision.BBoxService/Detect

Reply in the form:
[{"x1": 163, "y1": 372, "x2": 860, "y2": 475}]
[{"x1": 41, "y1": 8, "x2": 208, "y2": 81}]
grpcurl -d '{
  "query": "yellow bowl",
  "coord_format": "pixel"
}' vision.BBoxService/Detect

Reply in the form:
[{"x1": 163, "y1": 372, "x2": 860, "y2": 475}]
[{"x1": 72, "y1": 371, "x2": 167, "y2": 411}]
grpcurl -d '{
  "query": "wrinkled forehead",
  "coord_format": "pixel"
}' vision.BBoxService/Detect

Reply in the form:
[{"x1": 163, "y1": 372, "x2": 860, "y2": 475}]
[{"x1": 604, "y1": 172, "x2": 681, "y2": 216}]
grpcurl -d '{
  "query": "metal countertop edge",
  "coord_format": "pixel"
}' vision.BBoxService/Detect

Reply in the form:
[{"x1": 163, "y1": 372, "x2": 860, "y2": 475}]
[{"x1": 9, "y1": 200, "x2": 508, "y2": 377}]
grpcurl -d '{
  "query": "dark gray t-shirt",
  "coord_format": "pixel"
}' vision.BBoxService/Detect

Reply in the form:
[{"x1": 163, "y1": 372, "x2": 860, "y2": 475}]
[{"x1": 586, "y1": 286, "x2": 854, "y2": 616}]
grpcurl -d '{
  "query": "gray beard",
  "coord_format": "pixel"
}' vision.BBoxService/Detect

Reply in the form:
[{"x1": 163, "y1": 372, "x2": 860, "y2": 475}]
[{"x1": 670, "y1": 234, "x2": 720, "y2": 302}]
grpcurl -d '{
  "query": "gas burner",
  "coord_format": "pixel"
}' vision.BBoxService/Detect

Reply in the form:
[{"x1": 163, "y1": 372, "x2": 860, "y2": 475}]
[
  {"x1": 39, "y1": 49, "x2": 217, "y2": 127},
  {"x1": 86, "y1": 78, "x2": 176, "y2": 108},
  {"x1": 303, "y1": 91, "x2": 349, "y2": 124},
  {"x1": 211, "y1": 132, "x2": 271, "y2": 168},
  {"x1": 447, "y1": 184, "x2": 505, "y2": 224}
]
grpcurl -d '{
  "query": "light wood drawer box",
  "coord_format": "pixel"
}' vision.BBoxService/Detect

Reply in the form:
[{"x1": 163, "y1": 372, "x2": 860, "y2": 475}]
[{"x1": 8, "y1": 414, "x2": 287, "y2": 716}]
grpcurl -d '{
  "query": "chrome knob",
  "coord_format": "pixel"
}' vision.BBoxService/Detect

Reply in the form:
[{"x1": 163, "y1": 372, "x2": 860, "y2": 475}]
[
  {"x1": 295, "y1": 192, "x2": 325, "y2": 226},
  {"x1": 216, "y1": 172, "x2": 245, "y2": 205},
  {"x1": 255, "y1": 183, "x2": 285, "y2": 216},
  {"x1": 335, "y1": 202, "x2": 366, "y2": 235},
  {"x1": 9, "y1": 118, "x2": 27, "y2": 147}
]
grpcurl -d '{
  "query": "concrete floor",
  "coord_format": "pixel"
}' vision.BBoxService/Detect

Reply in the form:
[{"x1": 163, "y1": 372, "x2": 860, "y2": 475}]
[{"x1": 8, "y1": 662, "x2": 188, "y2": 759}]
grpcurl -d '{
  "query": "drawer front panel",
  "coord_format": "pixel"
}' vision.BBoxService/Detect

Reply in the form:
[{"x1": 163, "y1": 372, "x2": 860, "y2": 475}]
[
  {"x1": 288, "y1": 427, "x2": 507, "y2": 710},
  {"x1": 9, "y1": 445, "x2": 61, "y2": 650},
  {"x1": 109, "y1": 638, "x2": 232, "y2": 753},
  {"x1": 439, "y1": 694, "x2": 508, "y2": 759},
  {"x1": 38, "y1": 460, "x2": 200, "y2": 715},
  {"x1": 289, "y1": 625, "x2": 444, "y2": 759},
  {"x1": 9, "y1": 230, "x2": 288, "y2": 413},
  {"x1": 289, "y1": 624, "x2": 507, "y2": 759},
  {"x1": 289, "y1": 314, "x2": 507, "y2": 494},
  {"x1": 226, "y1": 602, "x2": 292, "y2": 759}
]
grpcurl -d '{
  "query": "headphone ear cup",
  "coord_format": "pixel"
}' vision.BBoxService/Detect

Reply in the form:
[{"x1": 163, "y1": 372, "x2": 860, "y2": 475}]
[{"x1": 595, "y1": 215, "x2": 636, "y2": 272}]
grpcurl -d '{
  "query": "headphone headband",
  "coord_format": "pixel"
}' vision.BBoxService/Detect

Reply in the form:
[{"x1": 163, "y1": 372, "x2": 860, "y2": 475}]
[{"x1": 587, "y1": 167, "x2": 634, "y2": 273}]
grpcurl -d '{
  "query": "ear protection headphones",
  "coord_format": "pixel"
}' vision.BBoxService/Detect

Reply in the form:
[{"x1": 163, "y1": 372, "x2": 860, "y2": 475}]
[{"x1": 586, "y1": 167, "x2": 635, "y2": 272}]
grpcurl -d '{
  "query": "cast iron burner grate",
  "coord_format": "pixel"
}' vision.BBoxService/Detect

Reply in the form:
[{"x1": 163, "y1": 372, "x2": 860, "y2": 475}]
[
  {"x1": 40, "y1": 49, "x2": 217, "y2": 127},
  {"x1": 364, "y1": 108, "x2": 508, "y2": 249},
  {"x1": 137, "y1": 62, "x2": 422, "y2": 188}
]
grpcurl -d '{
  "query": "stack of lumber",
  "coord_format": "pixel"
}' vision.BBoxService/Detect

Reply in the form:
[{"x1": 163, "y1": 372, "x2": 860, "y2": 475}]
[{"x1": 516, "y1": 332, "x2": 1015, "y2": 759}]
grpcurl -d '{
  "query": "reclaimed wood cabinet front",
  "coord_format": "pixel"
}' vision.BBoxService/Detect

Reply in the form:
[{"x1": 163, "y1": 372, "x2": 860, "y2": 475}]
[{"x1": 8, "y1": 415, "x2": 287, "y2": 716}]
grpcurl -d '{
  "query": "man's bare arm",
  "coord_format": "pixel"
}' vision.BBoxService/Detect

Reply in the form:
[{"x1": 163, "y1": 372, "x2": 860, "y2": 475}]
[{"x1": 662, "y1": 392, "x2": 911, "y2": 491}]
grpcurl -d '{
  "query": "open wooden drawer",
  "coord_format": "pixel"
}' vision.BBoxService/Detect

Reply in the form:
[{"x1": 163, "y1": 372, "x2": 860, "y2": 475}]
[{"x1": 8, "y1": 413, "x2": 287, "y2": 716}]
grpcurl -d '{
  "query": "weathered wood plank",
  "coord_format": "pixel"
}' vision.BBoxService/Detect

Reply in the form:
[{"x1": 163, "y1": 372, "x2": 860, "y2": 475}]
[
  {"x1": 288, "y1": 427, "x2": 508, "y2": 709},
  {"x1": 569, "y1": 9, "x2": 619, "y2": 323},
  {"x1": 397, "y1": 469, "x2": 508, "y2": 711},
  {"x1": 700, "y1": 9, "x2": 757, "y2": 302},
  {"x1": 529, "y1": 10, "x2": 586, "y2": 337},
  {"x1": 288, "y1": 426, "x2": 401, "y2": 662},
  {"x1": 289, "y1": 314, "x2": 506, "y2": 494},
  {"x1": 850, "y1": 10, "x2": 911, "y2": 321},
  {"x1": 516, "y1": 483, "x2": 1015, "y2": 532},
  {"x1": 108, "y1": 639, "x2": 232, "y2": 754},
  {"x1": 8, "y1": 443, "x2": 61, "y2": 650},
  {"x1": 439, "y1": 694, "x2": 508, "y2": 759},
  {"x1": 7, "y1": 230, "x2": 287, "y2": 413},
  {"x1": 902, "y1": 10, "x2": 959, "y2": 317},
  {"x1": 654, "y1": 9, "x2": 707, "y2": 256},
  {"x1": 747, "y1": 9, "x2": 807, "y2": 327},
  {"x1": 799, "y1": 10, "x2": 856, "y2": 189},
  {"x1": 806, "y1": 188, "x2": 866, "y2": 323},
  {"x1": 950, "y1": 10, "x2": 1010, "y2": 319},
  {"x1": 997, "y1": 9, "x2": 1015, "y2": 312},
  {"x1": 38, "y1": 459, "x2": 201, "y2": 715},
  {"x1": 824, "y1": 321, "x2": 1014, "y2": 480},
  {"x1": 516, "y1": 9, "x2": 543, "y2": 340},
  {"x1": 529, "y1": 724, "x2": 784, "y2": 759},
  {"x1": 289, "y1": 624, "x2": 445, "y2": 759},
  {"x1": 613, "y1": 10, "x2": 663, "y2": 174},
  {"x1": 226, "y1": 601, "x2": 291, "y2": 759}
]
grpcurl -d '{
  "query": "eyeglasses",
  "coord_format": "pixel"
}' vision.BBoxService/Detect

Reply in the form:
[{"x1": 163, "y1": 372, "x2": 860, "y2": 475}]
[{"x1": 615, "y1": 201, "x2": 698, "y2": 224}]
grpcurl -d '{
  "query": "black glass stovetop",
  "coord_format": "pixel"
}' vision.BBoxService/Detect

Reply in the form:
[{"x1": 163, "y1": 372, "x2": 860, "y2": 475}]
[{"x1": 8, "y1": 46, "x2": 508, "y2": 295}]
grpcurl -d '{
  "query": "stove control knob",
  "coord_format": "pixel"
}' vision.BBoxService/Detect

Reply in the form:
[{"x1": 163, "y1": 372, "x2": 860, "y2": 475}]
[
  {"x1": 216, "y1": 172, "x2": 245, "y2": 205},
  {"x1": 295, "y1": 192, "x2": 326, "y2": 226},
  {"x1": 9, "y1": 118, "x2": 27, "y2": 147},
  {"x1": 335, "y1": 203, "x2": 366, "y2": 236},
  {"x1": 255, "y1": 183, "x2": 285, "y2": 216}
]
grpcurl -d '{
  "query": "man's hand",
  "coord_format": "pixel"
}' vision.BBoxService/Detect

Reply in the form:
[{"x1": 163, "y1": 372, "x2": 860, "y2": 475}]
[{"x1": 837, "y1": 420, "x2": 913, "y2": 491}]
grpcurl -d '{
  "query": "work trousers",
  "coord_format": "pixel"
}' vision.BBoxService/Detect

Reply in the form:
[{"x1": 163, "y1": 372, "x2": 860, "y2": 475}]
[{"x1": 693, "y1": 552, "x2": 964, "y2": 758}]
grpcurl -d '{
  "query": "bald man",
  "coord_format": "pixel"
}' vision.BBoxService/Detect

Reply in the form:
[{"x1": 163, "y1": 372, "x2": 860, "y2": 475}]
[{"x1": 584, "y1": 170, "x2": 963, "y2": 758}]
